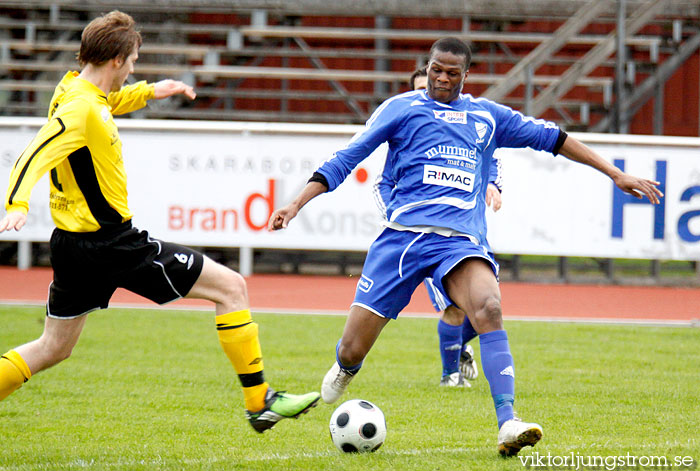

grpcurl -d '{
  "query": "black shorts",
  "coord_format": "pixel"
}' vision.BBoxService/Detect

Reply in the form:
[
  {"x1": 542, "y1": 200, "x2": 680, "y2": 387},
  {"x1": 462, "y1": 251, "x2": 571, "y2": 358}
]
[{"x1": 47, "y1": 221, "x2": 204, "y2": 318}]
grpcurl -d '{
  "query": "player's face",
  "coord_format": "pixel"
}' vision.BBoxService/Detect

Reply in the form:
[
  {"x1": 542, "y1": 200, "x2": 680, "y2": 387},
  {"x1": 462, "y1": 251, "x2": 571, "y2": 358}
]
[
  {"x1": 111, "y1": 47, "x2": 138, "y2": 92},
  {"x1": 427, "y1": 50, "x2": 467, "y2": 103},
  {"x1": 413, "y1": 75, "x2": 427, "y2": 90}
]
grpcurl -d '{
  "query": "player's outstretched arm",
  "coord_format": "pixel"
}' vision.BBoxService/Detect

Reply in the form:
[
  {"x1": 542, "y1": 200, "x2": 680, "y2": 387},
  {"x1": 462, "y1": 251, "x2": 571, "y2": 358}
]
[
  {"x1": 268, "y1": 181, "x2": 328, "y2": 231},
  {"x1": 558, "y1": 135, "x2": 663, "y2": 204},
  {"x1": 153, "y1": 79, "x2": 196, "y2": 100},
  {"x1": 0, "y1": 210, "x2": 27, "y2": 233}
]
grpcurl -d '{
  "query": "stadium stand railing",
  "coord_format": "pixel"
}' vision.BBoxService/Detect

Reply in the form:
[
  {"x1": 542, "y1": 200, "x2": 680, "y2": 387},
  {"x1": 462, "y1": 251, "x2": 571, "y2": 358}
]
[{"x1": 1, "y1": 1, "x2": 697, "y2": 131}]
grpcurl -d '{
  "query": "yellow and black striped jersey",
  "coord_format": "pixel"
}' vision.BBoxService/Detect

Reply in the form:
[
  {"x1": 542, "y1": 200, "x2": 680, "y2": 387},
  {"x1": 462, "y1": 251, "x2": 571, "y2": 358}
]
[{"x1": 4, "y1": 71, "x2": 154, "y2": 232}]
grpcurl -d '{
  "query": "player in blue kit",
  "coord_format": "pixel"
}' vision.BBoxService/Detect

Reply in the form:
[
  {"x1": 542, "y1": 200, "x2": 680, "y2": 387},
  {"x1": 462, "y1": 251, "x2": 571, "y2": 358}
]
[
  {"x1": 268, "y1": 37, "x2": 662, "y2": 456},
  {"x1": 378, "y1": 65, "x2": 501, "y2": 388}
]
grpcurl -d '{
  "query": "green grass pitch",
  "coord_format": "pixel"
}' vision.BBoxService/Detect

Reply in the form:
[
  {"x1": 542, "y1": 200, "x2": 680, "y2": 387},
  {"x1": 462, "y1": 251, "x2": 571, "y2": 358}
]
[{"x1": 1, "y1": 305, "x2": 698, "y2": 470}]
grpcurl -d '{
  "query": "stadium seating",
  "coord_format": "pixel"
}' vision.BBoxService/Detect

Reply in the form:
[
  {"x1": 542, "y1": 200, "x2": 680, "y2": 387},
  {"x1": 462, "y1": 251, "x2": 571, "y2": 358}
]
[{"x1": 0, "y1": 1, "x2": 698, "y2": 131}]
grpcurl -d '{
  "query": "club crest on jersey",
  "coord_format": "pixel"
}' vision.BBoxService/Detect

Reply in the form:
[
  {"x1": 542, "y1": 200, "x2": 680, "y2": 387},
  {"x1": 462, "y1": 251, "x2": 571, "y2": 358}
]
[
  {"x1": 100, "y1": 106, "x2": 111, "y2": 122},
  {"x1": 423, "y1": 164, "x2": 475, "y2": 192},
  {"x1": 433, "y1": 110, "x2": 467, "y2": 124},
  {"x1": 475, "y1": 122, "x2": 488, "y2": 142}
]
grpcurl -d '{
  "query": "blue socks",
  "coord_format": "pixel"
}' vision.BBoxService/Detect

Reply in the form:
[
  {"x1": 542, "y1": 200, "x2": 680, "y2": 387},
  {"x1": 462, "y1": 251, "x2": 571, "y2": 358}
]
[
  {"x1": 437, "y1": 320, "x2": 462, "y2": 376},
  {"x1": 479, "y1": 330, "x2": 515, "y2": 429},
  {"x1": 438, "y1": 316, "x2": 477, "y2": 377},
  {"x1": 462, "y1": 318, "x2": 478, "y2": 345}
]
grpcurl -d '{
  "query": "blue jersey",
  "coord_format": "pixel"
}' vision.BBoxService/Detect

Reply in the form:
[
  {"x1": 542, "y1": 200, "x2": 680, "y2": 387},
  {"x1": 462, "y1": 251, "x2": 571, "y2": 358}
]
[
  {"x1": 317, "y1": 89, "x2": 561, "y2": 244},
  {"x1": 374, "y1": 144, "x2": 502, "y2": 220}
]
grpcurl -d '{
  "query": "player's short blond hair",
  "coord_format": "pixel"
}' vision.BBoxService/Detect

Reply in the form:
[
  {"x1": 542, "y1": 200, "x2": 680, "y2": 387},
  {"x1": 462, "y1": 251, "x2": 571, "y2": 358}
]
[{"x1": 77, "y1": 10, "x2": 142, "y2": 67}]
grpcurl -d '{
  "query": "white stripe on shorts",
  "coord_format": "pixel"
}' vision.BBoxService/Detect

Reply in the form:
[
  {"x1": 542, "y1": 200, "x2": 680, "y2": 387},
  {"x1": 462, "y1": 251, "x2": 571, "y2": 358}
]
[
  {"x1": 398, "y1": 233, "x2": 424, "y2": 278},
  {"x1": 147, "y1": 236, "x2": 184, "y2": 299},
  {"x1": 425, "y1": 277, "x2": 448, "y2": 311}
]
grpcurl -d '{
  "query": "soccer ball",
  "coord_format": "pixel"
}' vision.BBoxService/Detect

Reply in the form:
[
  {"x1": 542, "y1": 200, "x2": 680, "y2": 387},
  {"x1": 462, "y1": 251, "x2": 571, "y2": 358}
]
[{"x1": 329, "y1": 399, "x2": 387, "y2": 453}]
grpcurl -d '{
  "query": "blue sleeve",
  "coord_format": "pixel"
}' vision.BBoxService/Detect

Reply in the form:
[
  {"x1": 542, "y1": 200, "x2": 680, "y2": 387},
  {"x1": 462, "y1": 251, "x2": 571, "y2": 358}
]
[
  {"x1": 490, "y1": 101, "x2": 560, "y2": 153},
  {"x1": 373, "y1": 156, "x2": 395, "y2": 219},
  {"x1": 488, "y1": 156, "x2": 502, "y2": 191},
  {"x1": 317, "y1": 97, "x2": 403, "y2": 192}
]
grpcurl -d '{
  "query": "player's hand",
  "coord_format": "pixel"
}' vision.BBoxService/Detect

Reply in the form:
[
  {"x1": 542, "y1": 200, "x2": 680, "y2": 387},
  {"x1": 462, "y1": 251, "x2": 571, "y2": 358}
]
[
  {"x1": 0, "y1": 210, "x2": 27, "y2": 233},
  {"x1": 613, "y1": 173, "x2": 663, "y2": 204},
  {"x1": 267, "y1": 181, "x2": 326, "y2": 231},
  {"x1": 267, "y1": 204, "x2": 299, "y2": 231},
  {"x1": 153, "y1": 79, "x2": 196, "y2": 100},
  {"x1": 486, "y1": 183, "x2": 502, "y2": 212}
]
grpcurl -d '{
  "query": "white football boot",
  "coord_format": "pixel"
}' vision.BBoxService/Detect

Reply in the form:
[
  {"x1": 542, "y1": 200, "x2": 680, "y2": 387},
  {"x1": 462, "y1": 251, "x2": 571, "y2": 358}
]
[
  {"x1": 497, "y1": 418, "x2": 543, "y2": 456},
  {"x1": 321, "y1": 362, "x2": 356, "y2": 404},
  {"x1": 439, "y1": 371, "x2": 471, "y2": 388},
  {"x1": 459, "y1": 344, "x2": 479, "y2": 380}
]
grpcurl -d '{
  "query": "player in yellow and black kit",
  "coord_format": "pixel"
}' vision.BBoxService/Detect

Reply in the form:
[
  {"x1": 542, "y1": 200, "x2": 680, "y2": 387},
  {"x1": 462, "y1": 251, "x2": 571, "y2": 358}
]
[{"x1": 0, "y1": 10, "x2": 319, "y2": 432}]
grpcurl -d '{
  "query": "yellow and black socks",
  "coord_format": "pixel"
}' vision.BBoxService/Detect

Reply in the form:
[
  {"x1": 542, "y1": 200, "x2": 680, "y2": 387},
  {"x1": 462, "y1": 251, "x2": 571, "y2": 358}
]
[
  {"x1": 0, "y1": 350, "x2": 32, "y2": 401},
  {"x1": 216, "y1": 309, "x2": 269, "y2": 412}
]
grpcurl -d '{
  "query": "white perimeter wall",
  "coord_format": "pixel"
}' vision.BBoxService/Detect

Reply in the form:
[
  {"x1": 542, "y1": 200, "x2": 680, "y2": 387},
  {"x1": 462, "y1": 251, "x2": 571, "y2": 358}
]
[{"x1": 1, "y1": 117, "x2": 699, "y2": 261}]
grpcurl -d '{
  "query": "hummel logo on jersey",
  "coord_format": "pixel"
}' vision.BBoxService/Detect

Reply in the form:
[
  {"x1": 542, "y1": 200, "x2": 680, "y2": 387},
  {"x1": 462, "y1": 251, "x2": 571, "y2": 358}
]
[
  {"x1": 500, "y1": 366, "x2": 515, "y2": 377},
  {"x1": 410, "y1": 100, "x2": 424, "y2": 106},
  {"x1": 175, "y1": 253, "x2": 195, "y2": 269},
  {"x1": 358, "y1": 274, "x2": 374, "y2": 293},
  {"x1": 433, "y1": 110, "x2": 467, "y2": 124},
  {"x1": 423, "y1": 164, "x2": 475, "y2": 192},
  {"x1": 425, "y1": 145, "x2": 477, "y2": 163}
]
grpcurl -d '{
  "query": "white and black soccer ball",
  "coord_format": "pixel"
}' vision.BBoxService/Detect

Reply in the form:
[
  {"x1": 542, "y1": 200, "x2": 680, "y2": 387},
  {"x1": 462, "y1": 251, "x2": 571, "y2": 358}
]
[{"x1": 329, "y1": 399, "x2": 387, "y2": 453}]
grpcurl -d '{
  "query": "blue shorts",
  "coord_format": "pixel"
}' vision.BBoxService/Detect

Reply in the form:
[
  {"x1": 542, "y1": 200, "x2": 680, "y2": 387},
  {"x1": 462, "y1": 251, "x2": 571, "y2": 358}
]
[
  {"x1": 353, "y1": 228, "x2": 499, "y2": 319},
  {"x1": 423, "y1": 277, "x2": 451, "y2": 312}
]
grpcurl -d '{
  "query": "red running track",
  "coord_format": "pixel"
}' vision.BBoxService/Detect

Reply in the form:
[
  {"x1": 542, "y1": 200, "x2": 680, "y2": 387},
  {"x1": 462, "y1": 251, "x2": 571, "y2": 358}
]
[{"x1": 0, "y1": 267, "x2": 697, "y2": 325}]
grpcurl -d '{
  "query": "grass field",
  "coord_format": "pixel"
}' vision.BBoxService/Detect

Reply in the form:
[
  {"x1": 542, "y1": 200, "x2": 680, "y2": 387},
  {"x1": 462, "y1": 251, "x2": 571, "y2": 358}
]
[{"x1": 1, "y1": 305, "x2": 698, "y2": 471}]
